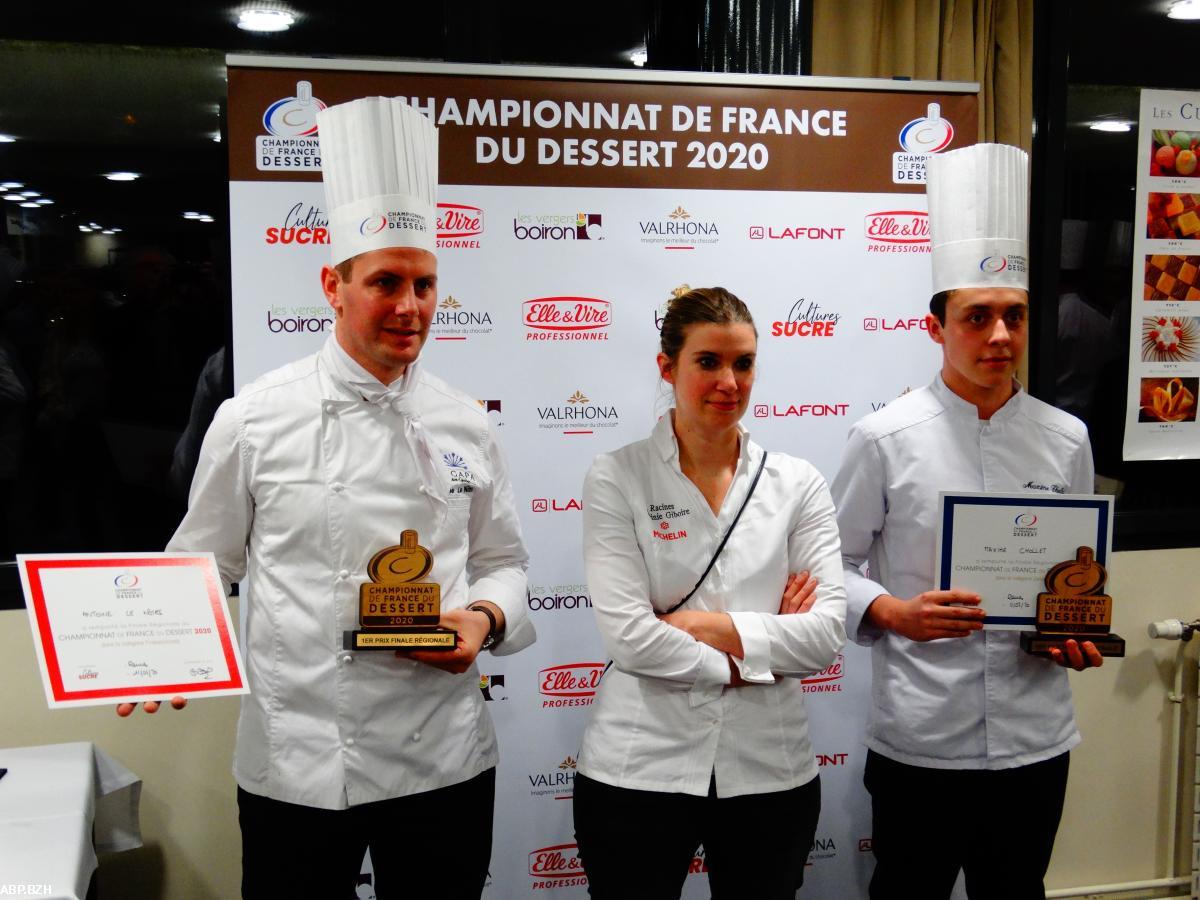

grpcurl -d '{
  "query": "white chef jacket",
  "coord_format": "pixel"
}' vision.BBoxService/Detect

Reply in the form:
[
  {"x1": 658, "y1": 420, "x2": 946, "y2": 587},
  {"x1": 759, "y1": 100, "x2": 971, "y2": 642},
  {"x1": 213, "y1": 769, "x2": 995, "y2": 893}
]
[
  {"x1": 831, "y1": 376, "x2": 1094, "y2": 770},
  {"x1": 168, "y1": 336, "x2": 533, "y2": 809},
  {"x1": 577, "y1": 412, "x2": 847, "y2": 798}
]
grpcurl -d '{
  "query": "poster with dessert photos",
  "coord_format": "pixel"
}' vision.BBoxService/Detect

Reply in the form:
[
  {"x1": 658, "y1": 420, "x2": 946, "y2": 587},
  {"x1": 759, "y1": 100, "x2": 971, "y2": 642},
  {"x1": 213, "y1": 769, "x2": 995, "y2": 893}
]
[{"x1": 1126, "y1": 89, "x2": 1200, "y2": 460}]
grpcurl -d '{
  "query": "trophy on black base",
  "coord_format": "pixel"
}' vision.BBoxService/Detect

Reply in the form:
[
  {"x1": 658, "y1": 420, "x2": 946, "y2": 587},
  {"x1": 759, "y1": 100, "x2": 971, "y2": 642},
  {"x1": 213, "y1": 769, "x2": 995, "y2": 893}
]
[
  {"x1": 343, "y1": 530, "x2": 456, "y2": 652},
  {"x1": 1020, "y1": 546, "x2": 1126, "y2": 658}
]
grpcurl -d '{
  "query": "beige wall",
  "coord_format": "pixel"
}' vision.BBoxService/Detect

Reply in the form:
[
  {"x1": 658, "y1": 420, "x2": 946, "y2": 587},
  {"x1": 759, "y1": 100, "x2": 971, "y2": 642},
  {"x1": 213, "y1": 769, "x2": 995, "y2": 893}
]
[
  {"x1": 1, "y1": 602, "x2": 241, "y2": 900},
  {"x1": 3, "y1": 551, "x2": 1197, "y2": 898}
]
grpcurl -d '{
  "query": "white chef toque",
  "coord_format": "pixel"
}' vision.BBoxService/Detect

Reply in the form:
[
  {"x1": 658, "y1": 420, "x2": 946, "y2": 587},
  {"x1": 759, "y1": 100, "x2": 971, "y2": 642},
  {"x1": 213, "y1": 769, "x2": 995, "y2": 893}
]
[
  {"x1": 926, "y1": 142, "x2": 1029, "y2": 294},
  {"x1": 317, "y1": 96, "x2": 439, "y2": 266}
]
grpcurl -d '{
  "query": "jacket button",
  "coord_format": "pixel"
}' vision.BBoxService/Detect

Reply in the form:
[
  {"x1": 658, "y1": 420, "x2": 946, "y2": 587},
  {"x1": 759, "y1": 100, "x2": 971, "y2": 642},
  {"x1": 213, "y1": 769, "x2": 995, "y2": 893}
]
[
  {"x1": 345, "y1": 737, "x2": 356, "y2": 747},
  {"x1": 412, "y1": 732, "x2": 421, "y2": 742}
]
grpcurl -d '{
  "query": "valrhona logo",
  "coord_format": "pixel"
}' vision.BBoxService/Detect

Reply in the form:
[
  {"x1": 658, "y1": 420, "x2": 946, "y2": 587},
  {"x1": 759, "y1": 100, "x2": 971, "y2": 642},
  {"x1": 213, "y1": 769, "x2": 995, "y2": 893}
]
[
  {"x1": 264, "y1": 202, "x2": 329, "y2": 245},
  {"x1": 432, "y1": 296, "x2": 494, "y2": 340},
  {"x1": 802, "y1": 653, "x2": 845, "y2": 693},
  {"x1": 436, "y1": 203, "x2": 484, "y2": 249},
  {"x1": 523, "y1": 297, "x2": 611, "y2": 341},
  {"x1": 537, "y1": 390, "x2": 619, "y2": 434},
  {"x1": 539, "y1": 663, "x2": 605, "y2": 708},
  {"x1": 771, "y1": 298, "x2": 842, "y2": 338},
  {"x1": 865, "y1": 211, "x2": 930, "y2": 253},
  {"x1": 639, "y1": 206, "x2": 719, "y2": 248},
  {"x1": 529, "y1": 843, "x2": 586, "y2": 889},
  {"x1": 527, "y1": 755, "x2": 577, "y2": 800}
]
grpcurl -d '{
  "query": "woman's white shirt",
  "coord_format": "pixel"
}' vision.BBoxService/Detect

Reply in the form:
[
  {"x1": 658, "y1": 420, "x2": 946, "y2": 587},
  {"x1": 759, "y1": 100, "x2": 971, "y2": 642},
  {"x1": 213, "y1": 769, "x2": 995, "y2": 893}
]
[{"x1": 577, "y1": 413, "x2": 847, "y2": 798}]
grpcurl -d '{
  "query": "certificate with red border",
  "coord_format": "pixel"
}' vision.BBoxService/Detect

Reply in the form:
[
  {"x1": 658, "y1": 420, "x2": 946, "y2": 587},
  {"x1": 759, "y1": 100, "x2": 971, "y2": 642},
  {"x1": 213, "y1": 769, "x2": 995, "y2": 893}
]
[{"x1": 18, "y1": 553, "x2": 248, "y2": 708}]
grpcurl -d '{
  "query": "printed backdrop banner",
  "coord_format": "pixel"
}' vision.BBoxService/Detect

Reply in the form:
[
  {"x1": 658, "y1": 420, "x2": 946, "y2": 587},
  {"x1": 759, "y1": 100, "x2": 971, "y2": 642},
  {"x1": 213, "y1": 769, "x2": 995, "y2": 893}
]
[
  {"x1": 1127, "y1": 89, "x2": 1200, "y2": 459},
  {"x1": 227, "y1": 56, "x2": 977, "y2": 899}
]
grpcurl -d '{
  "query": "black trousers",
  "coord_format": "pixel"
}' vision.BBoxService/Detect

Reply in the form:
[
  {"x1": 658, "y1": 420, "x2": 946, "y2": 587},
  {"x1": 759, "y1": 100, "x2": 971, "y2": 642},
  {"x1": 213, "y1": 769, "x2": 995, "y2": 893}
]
[
  {"x1": 573, "y1": 772, "x2": 821, "y2": 900},
  {"x1": 864, "y1": 750, "x2": 1070, "y2": 900},
  {"x1": 237, "y1": 768, "x2": 495, "y2": 900}
]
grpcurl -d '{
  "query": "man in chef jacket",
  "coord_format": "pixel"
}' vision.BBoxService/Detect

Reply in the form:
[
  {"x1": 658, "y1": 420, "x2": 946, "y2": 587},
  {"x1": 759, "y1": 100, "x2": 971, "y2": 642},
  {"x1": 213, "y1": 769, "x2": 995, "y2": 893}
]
[
  {"x1": 831, "y1": 143, "x2": 1102, "y2": 900},
  {"x1": 124, "y1": 97, "x2": 533, "y2": 900}
]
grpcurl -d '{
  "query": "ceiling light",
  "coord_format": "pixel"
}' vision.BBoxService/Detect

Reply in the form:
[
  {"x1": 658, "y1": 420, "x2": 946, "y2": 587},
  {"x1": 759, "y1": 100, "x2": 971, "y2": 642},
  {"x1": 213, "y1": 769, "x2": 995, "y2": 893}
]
[
  {"x1": 19, "y1": 191, "x2": 39, "y2": 198},
  {"x1": 104, "y1": 171, "x2": 140, "y2": 182},
  {"x1": 1090, "y1": 121, "x2": 1131, "y2": 133},
  {"x1": 1169, "y1": 0, "x2": 1200, "y2": 19},
  {"x1": 111, "y1": 227, "x2": 122, "y2": 233},
  {"x1": 183, "y1": 211, "x2": 201, "y2": 219},
  {"x1": 0, "y1": 182, "x2": 23, "y2": 190},
  {"x1": 3, "y1": 194, "x2": 23, "y2": 201},
  {"x1": 35, "y1": 199, "x2": 52, "y2": 205},
  {"x1": 19, "y1": 202, "x2": 38, "y2": 208},
  {"x1": 199, "y1": 215, "x2": 215, "y2": 223},
  {"x1": 78, "y1": 225, "x2": 92, "y2": 233},
  {"x1": 212, "y1": 131, "x2": 222, "y2": 143},
  {"x1": 0, "y1": 135, "x2": 15, "y2": 143},
  {"x1": 629, "y1": 47, "x2": 648, "y2": 67},
  {"x1": 237, "y1": 9, "x2": 295, "y2": 32},
  {"x1": 89, "y1": 222, "x2": 101, "y2": 228},
  {"x1": 101, "y1": 230, "x2": 115, "y2": 235}
]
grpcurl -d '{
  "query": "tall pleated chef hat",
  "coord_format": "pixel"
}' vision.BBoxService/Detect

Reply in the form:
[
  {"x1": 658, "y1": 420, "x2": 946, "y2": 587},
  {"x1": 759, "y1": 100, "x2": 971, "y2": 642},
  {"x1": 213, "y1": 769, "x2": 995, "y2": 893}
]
[
  {"x1": 317, "y1": 97, "x2": 438, "y2": 266},
  {"x1": 926, "y1": 142, "x2": 1029, "y2": 294}
]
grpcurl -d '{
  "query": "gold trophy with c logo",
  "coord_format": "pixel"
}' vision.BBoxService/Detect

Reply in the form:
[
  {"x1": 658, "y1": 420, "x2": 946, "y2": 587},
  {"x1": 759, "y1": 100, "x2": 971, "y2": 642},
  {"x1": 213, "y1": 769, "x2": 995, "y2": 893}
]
[
  {"x1": 1019, "y1": 546, "x2": 1125, "y2": 657},
  {"x1": 343, "y1": 530, "x2": 456, "y2": 651}
]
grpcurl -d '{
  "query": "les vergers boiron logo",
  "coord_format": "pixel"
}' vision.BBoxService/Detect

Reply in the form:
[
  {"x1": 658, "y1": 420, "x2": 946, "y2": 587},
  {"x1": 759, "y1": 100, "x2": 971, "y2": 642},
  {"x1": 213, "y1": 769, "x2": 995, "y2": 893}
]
[{"x1": 539, "y1": 662, "x2": 605, "y2": 708}]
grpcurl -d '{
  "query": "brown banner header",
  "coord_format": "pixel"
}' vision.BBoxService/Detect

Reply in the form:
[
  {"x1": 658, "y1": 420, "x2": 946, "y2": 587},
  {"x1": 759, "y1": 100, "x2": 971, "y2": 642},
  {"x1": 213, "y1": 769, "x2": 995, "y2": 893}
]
[{"x1": 230, "y1": 66, "x2": 977, "y2": 193}]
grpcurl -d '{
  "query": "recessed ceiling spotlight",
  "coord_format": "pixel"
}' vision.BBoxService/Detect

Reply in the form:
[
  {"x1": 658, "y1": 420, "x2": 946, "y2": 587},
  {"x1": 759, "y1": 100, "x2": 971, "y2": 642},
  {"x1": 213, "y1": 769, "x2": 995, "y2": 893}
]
[
  {"x1": 3, "y1": 194, "x2": 23, "y2": 202},
  {"x1": 35, "y1": 199, "x2": 53, "y2": 205},
  {"x1": 89, "y1": 222, "x2": 101, "y2": 228},
  {"x1": 198, "y1": 215, "x2": 215, "y2": 223},
  {"x1": 1090, "y1": 121, "x2": 1132, "y2": 133},
  {"x1": 0, "y1": 182, "x2": 23, "y2": 190},
  {"x1": 111, "y1": 227, "x2": 122, "y2": 233},
  {"x1": 238, "y1": 8, "x2": 295, "y2": 32},
  {"x1": 0, "y1": 135, "x2": 15, "y2": 143},
  {"x1": 629, "y1": 47, "x2": 648, "y2": 68},
  {"x1": 183, "y1": 211, "x2": 202, "y2": 219},
  {"x1": 101, "y1": 230, "x2": 115, "y2": 235},
  {"x1": 1169, "y1": 0, "x2": 1200, "y2": 19},
  {"x1": 19, "y1": 191, "x2": 39, "y2": 198},
  {"x1": 19, "y1": 202, "x2": 38, "y2": 208},
  {"x1": 78, "y1": 225, "x2": 93, "y2": 232},
  {"x1": 212, "y1": 131, "x2": 223, "y2": 143},
  {"x1": 104, "y1": 171, "x2": 141, "y2": 182}
]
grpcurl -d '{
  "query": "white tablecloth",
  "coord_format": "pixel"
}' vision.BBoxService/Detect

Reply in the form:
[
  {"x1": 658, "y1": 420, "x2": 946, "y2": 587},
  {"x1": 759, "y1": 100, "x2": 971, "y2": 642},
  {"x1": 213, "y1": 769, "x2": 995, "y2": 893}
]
[{"x1": 0, "y1": 742, "x2": 142, "y2": 900}]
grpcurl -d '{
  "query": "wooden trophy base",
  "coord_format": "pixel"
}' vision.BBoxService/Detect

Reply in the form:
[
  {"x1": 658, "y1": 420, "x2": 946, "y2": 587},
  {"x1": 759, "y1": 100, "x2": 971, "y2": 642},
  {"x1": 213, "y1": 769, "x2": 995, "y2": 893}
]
[
  {"x1": 1020, "y1": 631, "x2": 1126, "y2": 658},
  {"x1": 343, "y1": 627, "x2": 457, "y2": 651}
]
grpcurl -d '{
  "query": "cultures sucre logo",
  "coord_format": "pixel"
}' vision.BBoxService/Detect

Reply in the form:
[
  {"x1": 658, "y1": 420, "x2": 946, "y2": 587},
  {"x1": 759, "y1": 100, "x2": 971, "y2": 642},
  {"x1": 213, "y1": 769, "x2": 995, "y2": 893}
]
[
  {"x1": 770, "y1": 298, "x2": 842, "y2": 338},
  {"x1": 264, "y1": 202, "x2": 329, "y2": 246}
]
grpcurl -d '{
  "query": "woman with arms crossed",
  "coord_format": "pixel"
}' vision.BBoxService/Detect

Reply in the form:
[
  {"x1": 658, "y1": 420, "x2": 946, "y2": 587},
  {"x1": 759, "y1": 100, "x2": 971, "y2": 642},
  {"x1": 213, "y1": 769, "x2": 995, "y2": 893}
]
[{"x1": 573, "y1": 287, "x2": 847, "y2": 899}]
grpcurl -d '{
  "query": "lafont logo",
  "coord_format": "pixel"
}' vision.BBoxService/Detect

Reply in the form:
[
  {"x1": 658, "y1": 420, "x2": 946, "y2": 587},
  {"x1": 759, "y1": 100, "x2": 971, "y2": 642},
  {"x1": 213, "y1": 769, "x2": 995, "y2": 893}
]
[
  {"x1": 523, "y1": 297, "x2": 610, "y2": 341},
  {"x1": 753, "y1": 402, "x2": 850, "y2": 418},
  {"x1": 530, "y1": 498, "x2": 582, "y2": 513},
  {"x1": 863, "y1": 317, "x2": 928, "y2": 332},
  {"x1": 749, "y1": 224, "x2": 845, "y2": 241}
]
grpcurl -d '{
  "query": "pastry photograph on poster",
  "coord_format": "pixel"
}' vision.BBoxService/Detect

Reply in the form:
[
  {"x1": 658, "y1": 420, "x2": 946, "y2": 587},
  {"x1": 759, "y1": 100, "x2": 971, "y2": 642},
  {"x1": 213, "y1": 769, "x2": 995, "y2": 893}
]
[
  {"x1": 1150, "y1": 130, "x2": 1200, "y2": 177},
  {"x1": 1141, "y1": 316, "x2": 1200, "y2": 362},
  {"x1": 1144, "y1": 254, "x2": 1200, "y2": 300},
  {"x1": 1138, "y1": 376, "x2": 1198, "y2": 422},
  {"x1": 1147, "y1": 192, "x2": 1200, "y2": 240}
]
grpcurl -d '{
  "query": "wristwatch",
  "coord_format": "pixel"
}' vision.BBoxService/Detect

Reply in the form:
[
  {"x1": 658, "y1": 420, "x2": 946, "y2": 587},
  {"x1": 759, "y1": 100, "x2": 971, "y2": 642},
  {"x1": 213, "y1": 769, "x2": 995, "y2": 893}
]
[{"x1": 468, "y1": 603, "x2": 502, "y2": 650}]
